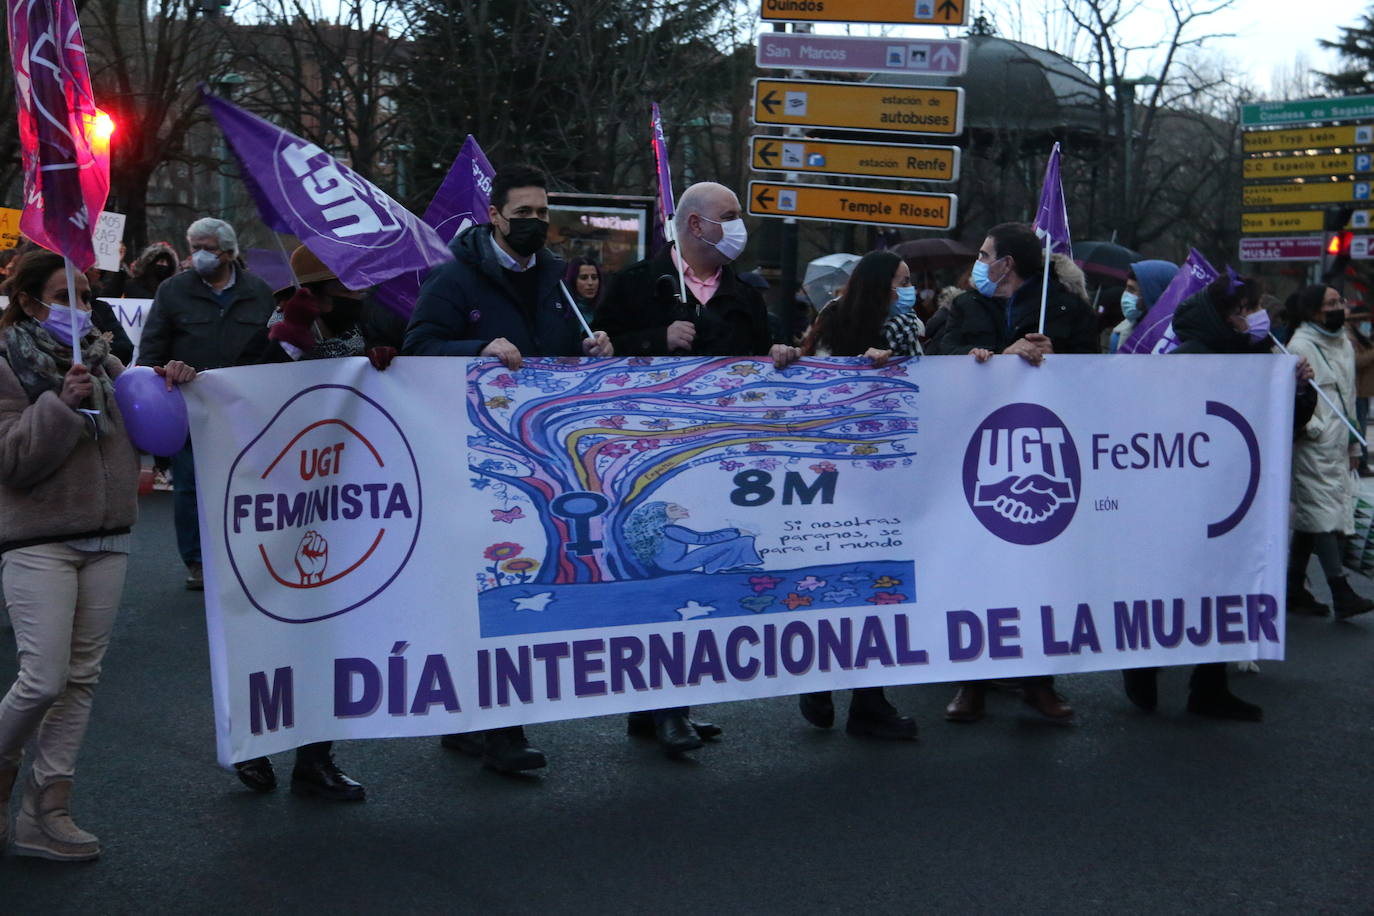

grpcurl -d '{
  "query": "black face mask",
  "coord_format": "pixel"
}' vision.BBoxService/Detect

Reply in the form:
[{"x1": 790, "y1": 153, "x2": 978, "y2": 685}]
[
  {"x1": 322, "y1": 295, "x2": 363, "y2": 334},
  {"x1": 1323, "y1": 308, "x2": 1347, "y2": 331},
  {"x1": 148, "y1": 261, "x2": 174, "y2": 281},
  {"x1": 500, "y1": 217, "x2": 549, "y2": 258}
]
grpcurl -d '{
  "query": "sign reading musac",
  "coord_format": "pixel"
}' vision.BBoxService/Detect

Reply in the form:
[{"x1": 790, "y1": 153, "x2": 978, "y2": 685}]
[{"x1": 186, "y1": 355, "x2": 1294, "y2": 766}]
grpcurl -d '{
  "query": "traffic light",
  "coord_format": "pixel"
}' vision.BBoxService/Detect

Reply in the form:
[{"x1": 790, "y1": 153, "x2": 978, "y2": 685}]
[{"x1": 1323, "y1": 208, "x2": 1356, "y2": 284}]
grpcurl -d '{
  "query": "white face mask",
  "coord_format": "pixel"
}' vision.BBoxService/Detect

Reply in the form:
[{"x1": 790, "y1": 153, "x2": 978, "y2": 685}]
[
  {"x1": 699, "y1": 216, "x2": 747, "y2": 262},
  {"x1": 191, "y1": 249, "x2": 223, "y2": 277}
]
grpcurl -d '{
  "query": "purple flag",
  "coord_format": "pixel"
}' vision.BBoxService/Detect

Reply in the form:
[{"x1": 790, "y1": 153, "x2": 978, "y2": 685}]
[
  {"x1": 650, "y1": 103, "x2": 674, "y2": 255},
  {"x1": 374, "y1": 135, "x2": 494, "y2": 316},
  {"x1": 1119, "y1": 248, "x2": 1219, "y2": 354},
  {"x1": 1032, "y1": 142, "x2": 1071, "y2": 258},
  {"x1": 203, "y1": 89, "x2": 452, "y2": 295},
  {"x1": 8, "y1": 0, "x2": 111, "y2": 270}
]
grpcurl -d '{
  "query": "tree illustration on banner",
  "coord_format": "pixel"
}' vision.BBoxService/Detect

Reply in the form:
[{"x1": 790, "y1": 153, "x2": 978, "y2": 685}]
[{"x1": 467, "y1": 357, "x2": 923, "y2": 637}]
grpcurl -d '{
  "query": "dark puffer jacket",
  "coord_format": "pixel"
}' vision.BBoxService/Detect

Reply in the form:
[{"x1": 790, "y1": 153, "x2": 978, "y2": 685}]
[
  {"x1": 403, "y1": 224, "x2": 583, "y2": 358},
  {"x1": 935, "y1": 269, "x2": 1098, "y2": 355}
]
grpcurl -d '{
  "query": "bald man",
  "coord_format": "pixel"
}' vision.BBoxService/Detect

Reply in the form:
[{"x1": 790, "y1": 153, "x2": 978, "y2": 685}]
[{"x1": 597, "y1": 182, "x2": 798, "y2": 756}]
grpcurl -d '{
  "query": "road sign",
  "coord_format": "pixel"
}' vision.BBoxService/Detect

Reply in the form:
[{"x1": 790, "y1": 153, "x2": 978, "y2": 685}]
[
  {"x1": 1241, "y1": 94, "x2": 1374, "y2": 128},
  {"x1": 1239, "y1": 237, "x2": 1324, "y2": 261},
  {"x1": 1243, "y1": 153, "x2": 1374, "y2": 180},
  {"x1": 749, "y1": 135, "x2": 959, "y2": 182},
  {"x1": 759, "y1": 0, "x2": 967, "y2": 26},
  {"x1": 1243, "y1": 124, "x2": 1373, "y2": 154},
  {"x1": 746, "y1": 180, "x2": 956, "y2": 229},
  {"x1": 752, "y1": 78, "x2": 964, "y2": 136},
  {"x1": 1241, "y1": 209, "x2": 1371, "y2": 234},
  {"x1": 1242, "y1": 179, "x2": 1372, "y2": 208},
  {"x1": 756, "y1": 33, "x2": 967, "y2": 76}
]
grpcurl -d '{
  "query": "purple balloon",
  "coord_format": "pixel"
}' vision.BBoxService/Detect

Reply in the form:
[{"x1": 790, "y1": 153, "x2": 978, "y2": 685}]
[{"x1": 113, "y1": 366, "x2": 189, "y2": 457}]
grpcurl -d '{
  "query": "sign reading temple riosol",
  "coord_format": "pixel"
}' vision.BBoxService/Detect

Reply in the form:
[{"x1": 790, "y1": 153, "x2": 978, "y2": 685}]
[{"x1": 187, "y1": 355, "x2": 1294, "y2": 766}]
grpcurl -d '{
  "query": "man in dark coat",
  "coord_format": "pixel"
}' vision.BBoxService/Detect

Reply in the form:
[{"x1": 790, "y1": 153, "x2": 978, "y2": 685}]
[
  {"x1": 935, "y1": 221, "x2": 1098, "y2": 362},
  {"x1": 597, "y1": 181, "x2": 799, "y2": 757},
  {"x1": 138, "y1": 217, "x2": 275, "y2": 590},
  {"x1": 403, "y1": 164, "x2": 611, "y2": 775},
  {"x1": 939, "y1": 222, "x2": 1097, "y2": 725}
]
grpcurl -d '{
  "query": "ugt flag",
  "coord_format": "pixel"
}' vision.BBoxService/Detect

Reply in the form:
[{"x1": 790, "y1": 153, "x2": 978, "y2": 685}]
[
  {"x1": 203, "y1": 89, "x2": 452, "y2": 292},
  {"x1": 1119, "y1": 248, "x2": 1219, "y2": 354},
  {"x1": 650, "y1": 103, "x2": 674, "y2": 254},
  {"x1": 375, "y1": 134, "x2": 493, "y2": 316},
  {"x1": 7, "y1": 0, "x2": 111, "y2": 270},
  {"x1": 1032, "y1": 142, "x2": 1071, "y2": 258}
]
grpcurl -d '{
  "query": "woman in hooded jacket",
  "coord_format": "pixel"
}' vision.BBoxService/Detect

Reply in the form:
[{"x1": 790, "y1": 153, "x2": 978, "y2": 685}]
[
  {"x1": 1283, "y1": 284, "x2": 1374, "y2": 620},
  {"x1": 1109, "y1": 259, "x2": 1177, "y2": 353},
  {"x1": 1120, "y1": 273, "x2": 1318, "y2": 721}
]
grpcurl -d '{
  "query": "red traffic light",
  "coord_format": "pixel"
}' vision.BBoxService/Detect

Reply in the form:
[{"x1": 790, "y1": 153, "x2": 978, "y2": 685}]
[{"x1": 1328, "y1": 231, "x2": 1353, "y2": 256}]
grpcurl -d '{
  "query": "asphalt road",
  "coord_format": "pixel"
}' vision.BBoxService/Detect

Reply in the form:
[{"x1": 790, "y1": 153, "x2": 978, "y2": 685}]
[{"x1": 1, "y1": 494, "x2": 1371, "y2": 913}]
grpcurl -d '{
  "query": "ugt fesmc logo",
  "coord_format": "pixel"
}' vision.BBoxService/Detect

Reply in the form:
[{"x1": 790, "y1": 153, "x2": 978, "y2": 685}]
[
  {"x1": 962, "y1": 403, "x2": 1081, "y2": 546},
  {"x1": 222, "y1": 385, "x2": 423, "y2": 623}
]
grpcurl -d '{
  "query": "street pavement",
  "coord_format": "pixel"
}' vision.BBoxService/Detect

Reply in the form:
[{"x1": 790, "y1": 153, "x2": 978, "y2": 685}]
[{"x1": 1, "y1": 493, "x2": 1371, "y2": 913}]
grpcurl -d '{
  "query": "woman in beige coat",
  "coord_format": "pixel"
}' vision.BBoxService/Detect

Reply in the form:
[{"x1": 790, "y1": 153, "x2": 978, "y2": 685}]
[
  {"x1": 0, "y1": 250, "x2": 195, "y2": 861},
  {"x1": 1286, "y1": 284, "x2": 1374, "y2": 619}
]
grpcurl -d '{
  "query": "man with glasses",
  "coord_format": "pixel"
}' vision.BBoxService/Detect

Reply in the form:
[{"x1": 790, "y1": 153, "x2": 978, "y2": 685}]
[{"x1": 139, "y1": 218, "x2": 276, "y2": 590}]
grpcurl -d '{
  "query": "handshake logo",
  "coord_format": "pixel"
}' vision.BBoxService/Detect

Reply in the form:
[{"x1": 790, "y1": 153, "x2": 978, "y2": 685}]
[{"x1": 962, "y1": 404, "x2": 1081, "y2": 545}]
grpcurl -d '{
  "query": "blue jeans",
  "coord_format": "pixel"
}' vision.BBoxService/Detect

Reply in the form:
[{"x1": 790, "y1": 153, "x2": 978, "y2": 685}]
[{"x1": 170, "y1": 444, "x2": 201, "y2": 567}]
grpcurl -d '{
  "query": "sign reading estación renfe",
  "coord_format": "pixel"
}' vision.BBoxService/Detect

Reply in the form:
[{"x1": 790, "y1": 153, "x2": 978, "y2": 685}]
[{"x1": 749, "y1": 136, "x2": 959, "y2": 182}]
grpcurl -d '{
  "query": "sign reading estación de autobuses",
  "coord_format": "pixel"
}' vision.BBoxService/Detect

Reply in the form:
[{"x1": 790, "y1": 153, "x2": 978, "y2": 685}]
[
  {"x1": 747, "y1": 180, "x2": 956, "y2": 229},
  {"x1": 752, "y1": 78, "x2": 964, "y2": 137},
  {"x1": 759, "y1": 0, "x2": 967, "y2": 26}
]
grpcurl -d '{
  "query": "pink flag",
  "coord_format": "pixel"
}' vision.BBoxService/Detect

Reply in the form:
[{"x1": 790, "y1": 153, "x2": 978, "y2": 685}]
[{"x1": 7, "y1": 0, "x2": 111, "y2": 269}]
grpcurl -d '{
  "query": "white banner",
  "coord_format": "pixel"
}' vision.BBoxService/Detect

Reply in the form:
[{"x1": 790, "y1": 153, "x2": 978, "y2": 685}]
[
  {"x1": 93, "y1": 210, "x2": 127, "y2": 272},
  {"x1": 186, "y1": 355, "x2": 1295, "y2": 765}
]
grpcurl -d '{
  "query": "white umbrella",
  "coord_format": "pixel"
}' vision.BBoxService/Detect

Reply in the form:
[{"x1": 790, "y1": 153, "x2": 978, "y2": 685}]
[{"x1": 802, "y1": 252, "x2": 860, "y2": 310}]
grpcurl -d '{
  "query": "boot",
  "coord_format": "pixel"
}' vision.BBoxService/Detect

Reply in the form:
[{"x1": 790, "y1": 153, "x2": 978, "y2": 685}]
[
  {"x1": 798, "y1": 691, "x2": 835, "y2": 729},
  {"x1": 1187, "y1": 663, "x2": 1262, "y2": 722},
  {"x1": 1122, "y1": 667, "x2": 1159, "y2": 712},
  {"x1": 12, "y1": 774, "x2": 100, "y2": 861},
  {"x1": 0, "y1": 764, "x2": 16, "y2": 851},
  {"x1": 845, "y1": 688, "x2": 917, "y2": 740},
  {"x1": 1287, "y1": 536, "x2": 1328, "y2": 616},
  {"x1": 944, "y1": 684, "x2": 986, "y2": 723},
  {"x1": 1330, "y1": 576, "x2": 1374, "y2": 620}
]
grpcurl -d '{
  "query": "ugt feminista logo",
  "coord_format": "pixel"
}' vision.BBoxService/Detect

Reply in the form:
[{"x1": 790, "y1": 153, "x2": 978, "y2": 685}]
[{"x1": 222, "y1": 385, "x2": 422, "y2": 623}]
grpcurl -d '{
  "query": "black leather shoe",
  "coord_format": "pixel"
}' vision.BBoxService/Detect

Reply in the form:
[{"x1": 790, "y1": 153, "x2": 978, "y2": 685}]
[
  {"x1": 799, "y1": 691, "x2": 835, "y2": 729},
  {"x1": 627, "y1": 712, "x2": 722, "y2": 741},
  {"x1": 290, "y1": 757, "x2": 366, "y2": 801},
  {"x1": 483, "y1": 726, "x2": 547, "y2": 773},
  {"x1": 1187, "y1": 689, "x2": 1263, "y2": 722},
  {"x1": 234, "y1": 756, "x2": 276, "y2": 793},
  {"x1": 845, "y1": 689, "x2": 917, "y2": 740},
  {"x1": 654, "y1": 713, "x2": 704, "y2": 755},
  {"x1": 1122, "y1": 667, "x2": 1159, "y2": 712},
  {"x1": 440, "y1": 732, "x2": 485, "y2": 756}
]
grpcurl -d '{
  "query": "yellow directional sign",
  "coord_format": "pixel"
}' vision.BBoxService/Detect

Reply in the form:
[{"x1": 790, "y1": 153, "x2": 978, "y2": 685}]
[
  {"x1": 1242, "y1": 179, "x2": 1372, "y2": 208},
  {"x1": 1243, "y1": 153, "x2": 1374, "y2": 179},
  {"x1": 752, "y1": 78, "x2": 964, "y2": 136},
  {"x1": 760, "y1": 0, "x2": 967, "y2": 26},
  {"x1": 749, "y1": 135, "x2": 960, "y2": 182},
  {"x1": 1241, "y1": 209, "x2": 1371, "y2": 234},
  {"x1": 1243, "y1": 124, "x2": 1373, "y2": 154},
  {"x1": 746, "y1": 181, "x2": 956, "y2": 229}
]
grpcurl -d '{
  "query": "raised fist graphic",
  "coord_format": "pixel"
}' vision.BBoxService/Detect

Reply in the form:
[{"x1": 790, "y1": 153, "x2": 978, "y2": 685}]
[{"x1": 295, "y1": 530, "x2": 329, "y2": 585}]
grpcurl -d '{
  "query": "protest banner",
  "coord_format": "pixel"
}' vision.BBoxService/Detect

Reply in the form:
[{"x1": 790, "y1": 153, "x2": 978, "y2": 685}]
[
  {"x1": 92, "y1": 210, "x2": 125, "y2": 271},
  {"x1": 186, "y1": 355, "x2": 1294, "y2": 766}
]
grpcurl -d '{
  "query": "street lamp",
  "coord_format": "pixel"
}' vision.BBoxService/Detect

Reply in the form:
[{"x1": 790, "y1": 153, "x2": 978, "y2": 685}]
[
  {"x1": 1117, "y1": 75, "x2": 1159, "y2": 213},
  {"x1": 210, "y1": 73, "x2": 246, "y2": 217}
]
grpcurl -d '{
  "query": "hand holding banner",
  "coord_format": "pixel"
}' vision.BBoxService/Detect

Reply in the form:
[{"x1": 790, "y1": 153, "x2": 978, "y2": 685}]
[{"x1": 202, "y1": 89, "x2": 453, "y2": 294}]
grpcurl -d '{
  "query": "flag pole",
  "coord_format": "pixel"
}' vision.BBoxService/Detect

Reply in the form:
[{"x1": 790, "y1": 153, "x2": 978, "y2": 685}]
[
  {"x1": 63, "y1": 257, "x2": 83, "y2": 366},
  {"x1": 1269, "y1": 333, "x2": 1367, "y2": 446},
  {"x1": 558, "y1": 281, "x2": 597, "y2": 340},
  {"x1": 1037, "y1": 233, "x2": 1051, "y2": 335}
]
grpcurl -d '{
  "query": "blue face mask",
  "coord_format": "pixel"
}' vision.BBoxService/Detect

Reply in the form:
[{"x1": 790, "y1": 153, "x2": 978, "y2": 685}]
[
  {"x1": 971, "y1": 258, "x2": 1002, "y2": 297},
  {"x1": 1120, "y1": 291, "x2": 1142, "y2": 322},
  {"x1": 891, "y1": 285, "x2": 917, "y2": 316}
]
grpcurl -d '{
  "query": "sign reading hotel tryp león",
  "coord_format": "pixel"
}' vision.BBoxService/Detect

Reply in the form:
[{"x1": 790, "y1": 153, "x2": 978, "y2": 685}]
[
  {"x1": 752, "y1": 78, "x2": 964, "y2": 137},
  {"x1": 749, "y1": 136, "x2": 960, "y2": 183},
  {"x1": 1243, "y1": 124, "x2": 1373, "y2": 154},
  {"x1": 746, "y1": 180, "x2": 956, "y2": 229},
  {"x1": 759, "y1": 0, "x2": 967, "y2": 26}
]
